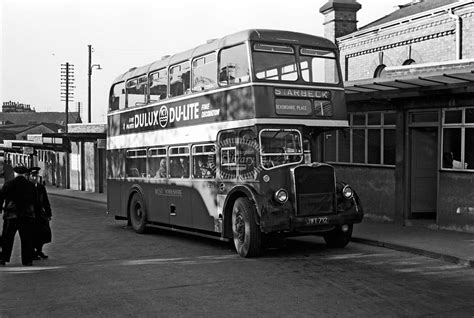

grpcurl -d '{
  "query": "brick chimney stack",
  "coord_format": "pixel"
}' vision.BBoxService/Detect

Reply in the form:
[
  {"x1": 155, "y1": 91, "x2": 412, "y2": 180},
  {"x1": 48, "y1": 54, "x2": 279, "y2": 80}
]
[{"x1": 320, "y1": 0, "x2": 361, "y2": 43}]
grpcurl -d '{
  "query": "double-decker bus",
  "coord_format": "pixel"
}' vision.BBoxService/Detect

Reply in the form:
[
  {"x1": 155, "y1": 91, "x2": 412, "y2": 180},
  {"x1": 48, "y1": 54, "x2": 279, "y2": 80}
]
[{"x1": 107, "y1": 29, "x2": 363, "y2": 257}]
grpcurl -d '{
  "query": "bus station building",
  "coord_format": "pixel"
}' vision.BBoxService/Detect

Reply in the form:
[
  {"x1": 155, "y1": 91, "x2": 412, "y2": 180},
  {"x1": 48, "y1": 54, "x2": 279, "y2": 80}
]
[{"x1": 320, "y1": 0, "x2": 474, "y2": 232}]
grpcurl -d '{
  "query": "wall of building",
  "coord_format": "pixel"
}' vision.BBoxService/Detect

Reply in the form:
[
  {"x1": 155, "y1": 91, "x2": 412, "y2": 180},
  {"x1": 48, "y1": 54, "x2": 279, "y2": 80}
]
[
  {"x1": 339, "y1": 3, "x2": 474, "y2": 81},
  {"x1": 332, "y1": 165, "x2": 396, "y2": 221},
  {"x1": 69, "y1": 141, "x2": 82, "y2": 191},
  {"x1": 438, "y1": 172, "x2": 474, "y2": 232},
  {"x1": 84, "y1": 141, "x2": 96, "y2": 192}
]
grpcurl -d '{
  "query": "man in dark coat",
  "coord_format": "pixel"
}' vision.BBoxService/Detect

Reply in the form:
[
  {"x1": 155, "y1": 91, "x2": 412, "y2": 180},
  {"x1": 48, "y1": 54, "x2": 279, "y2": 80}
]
[
  {"x1": 0, "y1": 165, "x2": 37, "y2": 266},
  {"x1": 29, "y1": 167, "x2": 52, "y2": 259}
]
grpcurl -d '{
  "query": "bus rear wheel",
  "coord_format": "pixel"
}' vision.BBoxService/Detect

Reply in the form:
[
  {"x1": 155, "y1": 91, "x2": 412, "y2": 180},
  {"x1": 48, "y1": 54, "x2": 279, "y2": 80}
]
[
  {"x1": 129, "y1": 192, "x2": 147, "y2": 234},
  {"x1": 232, "y1": 197, "x2": 261, "y2": 258},
  {"x1": 323, "y1": 224, "x2": 353, "y2": 248}
]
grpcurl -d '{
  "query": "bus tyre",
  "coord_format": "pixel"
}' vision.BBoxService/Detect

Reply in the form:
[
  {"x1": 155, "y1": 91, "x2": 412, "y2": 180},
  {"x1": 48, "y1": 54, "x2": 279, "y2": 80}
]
[
  {"x1": 232, "y1": 197, "x2": 261, "y2": 258},
  {"x1": 324, "y1": 224, "x2": 353, "y2": 248},
  {"x1": 129, "y1": 192, "x2": 147, "y2": 234}
]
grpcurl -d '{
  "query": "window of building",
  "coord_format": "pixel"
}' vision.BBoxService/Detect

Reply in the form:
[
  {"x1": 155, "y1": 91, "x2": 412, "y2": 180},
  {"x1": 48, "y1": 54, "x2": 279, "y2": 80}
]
[
  {"x1": 169, "y1": 146, "x2": 190, "y2": 178},
  {"x1": 324, "y1": 112, "x2": 396, "y2": 166},
  {"x1": 126, "y1": 149, "x2": 147, "y2": 178},
  {"x1": 219, "y1": 44, "x2": 250, "y2": 86},
  {"x1": 442, "y1": 107, "x2": 474, "y2": 170},
  {"x1": 149, "y1": 69, "x2": 168, "y2": 102},
  {"x1": 192, "y1": 144, "x2": 216, "y2": 179},
  {"x1": 192, "y1": 54, "x2": 217, "y2": 92},
  {"x1": 109, "y1": 82, "x2": 126, "y2": 111},
  {"x1": 374, "y1": 64, "x2": 387, "y2": 78},
  {"x1": 169, "y1": 62, "x2": 191, "y2": 98},
  {"x1": 148, "y1": 147, "x2": 167, "y2": 179}
]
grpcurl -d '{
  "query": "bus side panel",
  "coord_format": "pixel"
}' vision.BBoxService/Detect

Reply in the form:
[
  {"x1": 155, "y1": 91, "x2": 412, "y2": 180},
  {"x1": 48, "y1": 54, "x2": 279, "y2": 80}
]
[
  {"x1": 107, "y1": 149, "x2": 125, "y2": 218},
  {"x1": 144, "y1": 182, "x2": 170, "y2": 225},
  {"x1": 167, "y1": 182, "x2": 194, "y2": 229},
  {"x1": 191, "y1": 181, "x2": 220, "y2": 233},
  {"x1": 107, "y1": 179, "x2": 123, "y2": 218}
]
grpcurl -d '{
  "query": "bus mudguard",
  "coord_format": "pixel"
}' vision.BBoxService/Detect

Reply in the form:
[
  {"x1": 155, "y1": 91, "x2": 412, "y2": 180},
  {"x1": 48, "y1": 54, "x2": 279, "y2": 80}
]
[{"x1": 221, "y1": 184, "x2": 263, "y2": 238}]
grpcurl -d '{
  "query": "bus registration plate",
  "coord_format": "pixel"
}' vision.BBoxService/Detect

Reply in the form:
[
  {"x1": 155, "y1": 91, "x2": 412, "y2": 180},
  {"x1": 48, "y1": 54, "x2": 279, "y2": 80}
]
[{"x1": 306, "y1": 217, "x2": 328, "y2": 225}]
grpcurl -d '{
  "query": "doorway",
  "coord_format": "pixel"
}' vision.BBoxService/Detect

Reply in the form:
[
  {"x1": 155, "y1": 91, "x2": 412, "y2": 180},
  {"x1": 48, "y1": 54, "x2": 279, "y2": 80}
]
[{"x1": 410, "y1": 127, "x2": 438, "y2": 219}]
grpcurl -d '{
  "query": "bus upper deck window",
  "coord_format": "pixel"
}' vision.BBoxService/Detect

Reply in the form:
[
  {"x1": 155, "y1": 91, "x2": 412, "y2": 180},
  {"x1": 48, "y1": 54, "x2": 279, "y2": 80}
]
[
  {"x1": 126, "y1": 76, "x2": 147, "y2": 107},
  {"x1": 109, "y1": 82, "x2": 125, "y2": 111},
  {"x1": 149, "y1": 69, "x2": 168, "y2": 102},
  {"x1": 169, "y1": 62, "x2": 191, "y2": 98},
  {"x1": 253, "y1": 43, "x2": 297, "y2": 82},
  {"x1": 192, "y1": 54, "x2": 217, "y2": 92},
  {"x1": 219, "y1": 44, "x2": 250, "y2": 86},
  {"x1": 300, "y1": 48, "x2": 339, "y2": 84}
]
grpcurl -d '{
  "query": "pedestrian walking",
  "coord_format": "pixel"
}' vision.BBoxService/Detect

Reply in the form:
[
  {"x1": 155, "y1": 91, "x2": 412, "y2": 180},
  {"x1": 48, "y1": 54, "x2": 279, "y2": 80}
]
[
  {"x1": 0, "y1": 165, "x2": 37, "y2": 266},
  {"x1": 29, "y1": 167, "x2": 52, "y2": 259}
]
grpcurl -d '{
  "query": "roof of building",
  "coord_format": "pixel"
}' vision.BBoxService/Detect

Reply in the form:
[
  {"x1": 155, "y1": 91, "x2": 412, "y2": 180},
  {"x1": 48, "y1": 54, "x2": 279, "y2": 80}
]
[
  {"x1": 0, "y1": 122, "x2": 63, "y2": 134},
  {"x1": 360, "y1": 0, "x2": 460, "y2": 30},
  {"x1": 0, "y1": 112, "x2": 81, "y2": 126}
]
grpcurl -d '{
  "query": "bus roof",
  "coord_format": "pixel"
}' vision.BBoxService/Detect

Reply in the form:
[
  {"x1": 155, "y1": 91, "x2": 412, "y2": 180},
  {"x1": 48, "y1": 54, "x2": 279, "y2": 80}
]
[{"x1": 112, "y1": 29, "x2": 337, "y2": 85}]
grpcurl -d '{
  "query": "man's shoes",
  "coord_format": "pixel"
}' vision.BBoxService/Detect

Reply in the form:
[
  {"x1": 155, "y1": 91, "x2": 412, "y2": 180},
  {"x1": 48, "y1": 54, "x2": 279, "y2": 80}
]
[
  {"x1": 32, "y1": 255, "x2": 41, "y2": 260},
  {"x1": 0, "y1": 260, "x2": 6, "y2": 266},
  {"x1": 22, "y1": 262, "x2": 33, "y2": 266},
  {"x1": 37, "y1": 252, "x2": 48, "y2": 259}
]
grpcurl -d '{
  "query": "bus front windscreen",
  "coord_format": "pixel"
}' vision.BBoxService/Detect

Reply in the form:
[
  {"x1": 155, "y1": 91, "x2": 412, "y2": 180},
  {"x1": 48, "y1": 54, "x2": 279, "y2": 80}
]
[{"x1": 259, "y1": 129, "x2": 303, "y2": 169}]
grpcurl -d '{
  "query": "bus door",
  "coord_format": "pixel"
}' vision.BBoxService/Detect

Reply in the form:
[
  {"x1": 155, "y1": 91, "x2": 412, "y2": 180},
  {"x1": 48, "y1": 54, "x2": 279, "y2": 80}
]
[{"x1": 168, "y1": 146, "x2": 193, "y2": 228}]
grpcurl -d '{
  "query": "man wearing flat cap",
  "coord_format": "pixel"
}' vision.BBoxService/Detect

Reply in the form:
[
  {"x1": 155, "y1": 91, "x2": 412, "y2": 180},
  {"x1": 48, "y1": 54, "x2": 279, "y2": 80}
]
[
  {"x1": 29, "y1": 167, "x2": 52, "y2": 259},
  {"x1": 0, "y1": 165, "x2": 37, "y2": 266}
]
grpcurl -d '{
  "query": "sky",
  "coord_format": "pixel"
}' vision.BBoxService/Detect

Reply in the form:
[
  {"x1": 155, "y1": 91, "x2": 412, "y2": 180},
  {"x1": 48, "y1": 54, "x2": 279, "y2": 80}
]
[{"x1": 1, "y1": 0, "x2": 405, "y2": 123}]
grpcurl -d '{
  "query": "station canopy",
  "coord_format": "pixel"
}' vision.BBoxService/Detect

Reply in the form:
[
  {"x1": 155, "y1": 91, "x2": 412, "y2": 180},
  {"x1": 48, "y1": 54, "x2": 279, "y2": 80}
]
[{"x1": 344, "y1": 64, "x2": 474, "y2": 102}]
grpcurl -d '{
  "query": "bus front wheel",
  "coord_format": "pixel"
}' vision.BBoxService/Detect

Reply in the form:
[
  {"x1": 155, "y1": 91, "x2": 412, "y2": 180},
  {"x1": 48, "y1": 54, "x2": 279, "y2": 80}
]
[
  {"x1": 232, "y1": 197, "x2": 261, "y2": 257},
  {"x1": 323, "y1": 224, "x2": 353, "y2": 248},
  {"x1": 129, "y1": 192, "x2": 147, "y2": 234}
]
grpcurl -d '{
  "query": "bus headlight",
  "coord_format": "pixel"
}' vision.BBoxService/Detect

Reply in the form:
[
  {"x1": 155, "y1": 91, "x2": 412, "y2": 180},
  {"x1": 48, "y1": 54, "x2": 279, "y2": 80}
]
[
  {"x1": 342, "y1": 185, "x2": 353, "y2": 199},
  {"x1": 274, "y1": 189, "x2": 288, "y2": 204}
]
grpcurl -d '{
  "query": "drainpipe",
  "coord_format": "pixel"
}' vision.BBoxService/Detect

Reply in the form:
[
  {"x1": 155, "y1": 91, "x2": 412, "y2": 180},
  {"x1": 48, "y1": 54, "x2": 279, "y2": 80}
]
[{"x1": 447, "y1": 8, "x2": 462, "y2": 60}]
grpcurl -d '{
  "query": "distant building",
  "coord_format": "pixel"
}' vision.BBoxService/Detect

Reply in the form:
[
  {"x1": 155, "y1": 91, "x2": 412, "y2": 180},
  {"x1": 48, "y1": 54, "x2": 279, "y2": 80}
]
[
  {"x1": 2, "y1": 101, "x2": 35, "y2": 112},
  {"x1": 0, "y1": 111, "x2": 81, "y2": 126},
  {"x1": 0, "y1": 122, "x2": 64, "y2": 142},
  {"x1": 0, "y1": 105, "x2": 82, "y2": 143}
]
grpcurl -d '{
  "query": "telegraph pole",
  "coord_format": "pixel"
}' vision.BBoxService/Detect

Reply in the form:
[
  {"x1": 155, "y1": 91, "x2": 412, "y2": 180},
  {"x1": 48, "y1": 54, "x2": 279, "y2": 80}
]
[
  {"x1": 60, "y1": 63, "x2": 75, "y2": 132},
  {"x1": 87, "y1": 45, "x2": 102, "y2": 123},
  {"x1": 88, "y1": 45, "x2": 92, "y2": 123}
]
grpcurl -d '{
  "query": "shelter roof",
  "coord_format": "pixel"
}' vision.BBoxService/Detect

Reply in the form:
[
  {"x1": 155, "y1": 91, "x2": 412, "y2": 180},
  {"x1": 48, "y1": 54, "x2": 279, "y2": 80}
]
[{"x1": 344, "y1": 60, "x2": 474, "y2": 101}]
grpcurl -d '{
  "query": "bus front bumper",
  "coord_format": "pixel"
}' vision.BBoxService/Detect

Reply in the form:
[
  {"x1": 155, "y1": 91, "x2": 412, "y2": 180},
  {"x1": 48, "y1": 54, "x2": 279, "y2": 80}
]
[{"x1": 260, "y1": 208, "x2": 363, "y2": 234}]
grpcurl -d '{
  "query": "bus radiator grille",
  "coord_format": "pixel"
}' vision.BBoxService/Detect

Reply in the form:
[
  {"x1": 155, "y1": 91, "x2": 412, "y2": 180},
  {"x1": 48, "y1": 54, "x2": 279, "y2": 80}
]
[{"x1": 294, "y1": 165, "x2": 336, "y2": 217}]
